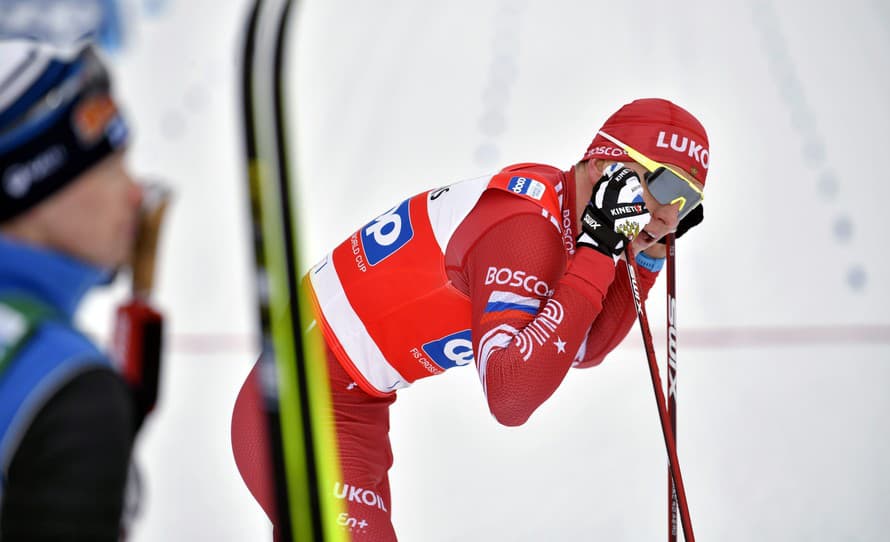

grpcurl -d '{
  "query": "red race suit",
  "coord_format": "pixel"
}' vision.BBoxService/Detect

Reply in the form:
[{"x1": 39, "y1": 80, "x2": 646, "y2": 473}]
[{"x1": 231, "y1": 163, "x2": 661, "y2": 540}]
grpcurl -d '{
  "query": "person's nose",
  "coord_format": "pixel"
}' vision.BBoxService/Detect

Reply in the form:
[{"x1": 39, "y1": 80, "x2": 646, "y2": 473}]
[{"x1": 650, "y1": 201, "x2": 681, "y2": 231}]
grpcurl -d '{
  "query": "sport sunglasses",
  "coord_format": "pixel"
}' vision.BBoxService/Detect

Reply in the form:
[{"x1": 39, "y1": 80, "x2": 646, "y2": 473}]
[{"x1": 597, "y1": 130, "x2": 704, "y2": 220}]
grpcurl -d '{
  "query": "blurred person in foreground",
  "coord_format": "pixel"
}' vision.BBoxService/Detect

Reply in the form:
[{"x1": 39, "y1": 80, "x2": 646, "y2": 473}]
[
  {"x1": 232, "y1": 98, "x2": 709, "y2": 540},
  {"x1": 0, "y1": 40, "x2": 151, "y2": 540}
]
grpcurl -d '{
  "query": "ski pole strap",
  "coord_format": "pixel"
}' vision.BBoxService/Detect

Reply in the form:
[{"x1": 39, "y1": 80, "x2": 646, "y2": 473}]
[
  {"x1": 635, "y1": 251, "x2": 665, "y2": 273},
  {"x1": 0, "y1": 295, "x2": 61, "y2": 378}
]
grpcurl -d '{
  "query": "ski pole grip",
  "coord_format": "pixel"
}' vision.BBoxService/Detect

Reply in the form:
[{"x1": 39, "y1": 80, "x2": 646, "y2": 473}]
[{"x1": 131, "y1": 182, "x2": 171, "y2": 298}]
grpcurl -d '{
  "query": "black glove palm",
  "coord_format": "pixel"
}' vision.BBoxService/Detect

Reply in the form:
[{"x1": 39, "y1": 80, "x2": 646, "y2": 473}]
[{"x1": 577, "y1": 164, "x2": 650, "y2": 260}]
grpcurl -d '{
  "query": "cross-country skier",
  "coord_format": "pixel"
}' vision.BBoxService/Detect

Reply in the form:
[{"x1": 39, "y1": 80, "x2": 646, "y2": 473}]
[{"x1": 232, "y1": 97, "x2": 709, "y2": 541}]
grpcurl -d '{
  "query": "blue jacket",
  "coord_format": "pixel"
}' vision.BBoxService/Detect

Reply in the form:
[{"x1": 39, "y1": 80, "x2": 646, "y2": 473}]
[{"x1": 0, "y1": 235, "x2": 114, "y2": 495}]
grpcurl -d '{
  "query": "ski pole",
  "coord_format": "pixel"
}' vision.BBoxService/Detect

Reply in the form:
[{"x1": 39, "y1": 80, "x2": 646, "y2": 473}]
[
  {"x1": 624, "y1": 243, "x2": 695, "y2": 542},
  {"x1": 665, "y1": 233, "x2": 679, "y2": 542}
]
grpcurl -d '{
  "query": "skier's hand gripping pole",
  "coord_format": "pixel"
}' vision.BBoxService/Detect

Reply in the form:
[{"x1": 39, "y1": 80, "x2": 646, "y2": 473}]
[{"x1": 577, "y1": 163, "x2": 651, "y2": 261}]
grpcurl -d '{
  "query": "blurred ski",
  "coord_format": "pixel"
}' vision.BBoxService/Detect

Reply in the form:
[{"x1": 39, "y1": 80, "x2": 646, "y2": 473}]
[{"x1": 241, "y1": 1, "x2": 345, "y2": 540}]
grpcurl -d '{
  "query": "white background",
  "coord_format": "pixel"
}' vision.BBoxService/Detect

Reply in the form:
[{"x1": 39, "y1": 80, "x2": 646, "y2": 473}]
[{"x1": 69, "y1": 0, "x2": 890, "y2": 540}]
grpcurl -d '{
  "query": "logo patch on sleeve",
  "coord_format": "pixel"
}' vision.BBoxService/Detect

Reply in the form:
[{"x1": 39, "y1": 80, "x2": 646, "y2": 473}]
[
  {"x1": 507, "y1": 176, "x2": 546, "y2": 200},
  {"x1": 421, "y1": 330, "x2": 474, "y2": 370}
]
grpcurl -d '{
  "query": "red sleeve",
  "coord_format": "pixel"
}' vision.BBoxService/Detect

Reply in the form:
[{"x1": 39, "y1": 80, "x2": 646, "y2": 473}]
[
  {"x1": 456, "y1": 198, "x2": 617, "y2": 426},
  {"x1": 573, "y1": 261, "x2": 660, "y2": 368}
]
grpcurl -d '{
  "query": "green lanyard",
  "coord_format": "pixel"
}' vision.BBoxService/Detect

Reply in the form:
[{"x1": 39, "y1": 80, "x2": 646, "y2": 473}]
[{"x1": 0, "y1": 296, "x2": 60, "y2": 378}]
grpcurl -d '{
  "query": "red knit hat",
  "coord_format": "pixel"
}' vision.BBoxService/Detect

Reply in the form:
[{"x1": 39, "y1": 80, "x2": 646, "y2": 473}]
[{"x1": 583, "y1": 98, "x2": 710, "y2": 185}]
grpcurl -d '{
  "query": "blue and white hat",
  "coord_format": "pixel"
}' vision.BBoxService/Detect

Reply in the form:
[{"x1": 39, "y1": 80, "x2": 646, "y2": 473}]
[{"x1": 0, "y1": 39, "x2": 129, "y2": 222}]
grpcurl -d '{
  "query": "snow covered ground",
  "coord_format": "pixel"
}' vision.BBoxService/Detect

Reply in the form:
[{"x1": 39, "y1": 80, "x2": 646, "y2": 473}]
[{"x1": 69, "y1": 0, "x2": 890, "y2": 539}]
